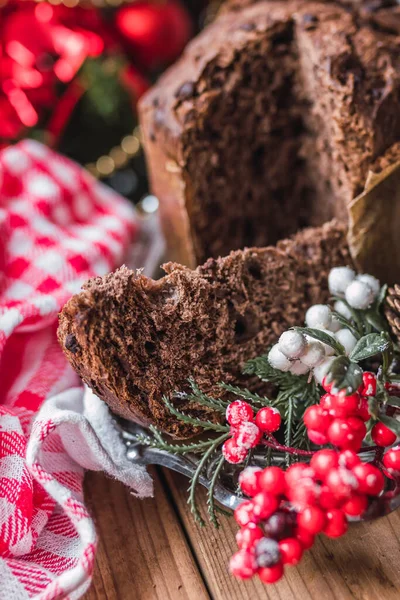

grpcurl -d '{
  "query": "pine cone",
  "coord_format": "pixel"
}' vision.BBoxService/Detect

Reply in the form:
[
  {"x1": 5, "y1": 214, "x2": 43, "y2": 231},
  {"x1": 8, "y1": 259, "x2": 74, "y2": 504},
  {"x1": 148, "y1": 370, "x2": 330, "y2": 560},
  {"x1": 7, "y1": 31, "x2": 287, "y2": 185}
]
[{"x1": 385, "y1": 284, "x2": 400, "y2": 344}]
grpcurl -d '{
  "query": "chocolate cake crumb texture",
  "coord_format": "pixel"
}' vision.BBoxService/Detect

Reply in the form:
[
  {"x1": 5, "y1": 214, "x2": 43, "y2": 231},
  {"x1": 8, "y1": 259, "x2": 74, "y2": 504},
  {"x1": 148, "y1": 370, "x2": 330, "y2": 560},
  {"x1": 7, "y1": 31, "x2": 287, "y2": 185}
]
[
  {"x1": 139, "y1": 0, "x2": 400, "y2": 268},
  {"x1": 58, "y1": 221, "x2": 349, "y2": 438}
]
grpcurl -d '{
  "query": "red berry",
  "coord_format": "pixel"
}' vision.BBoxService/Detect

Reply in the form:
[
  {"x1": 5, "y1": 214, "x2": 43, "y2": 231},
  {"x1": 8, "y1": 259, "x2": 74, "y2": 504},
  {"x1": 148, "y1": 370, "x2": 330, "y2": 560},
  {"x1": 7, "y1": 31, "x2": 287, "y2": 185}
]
[
  {"x1": 255, "y1": 407, "x2": 281, "y2": 433},
  {"x1": 234, "y1": 500, "x2": 255, "y2": 526},
  {"x1": 297, "y1": 506, "x2": 326, "y2": 535},
  {"x1": 287, "y1": 478, "x2": 318, "y2": 508},
  {"x1": 295, "y1": 527, "x2": 315, "y2": 549},
  {"x1": 285, "y1": 463, "x2": 310, "y2": 487},
  {"x1": 357, "y1": 398, "x2": 370, "y2": 422},
  {"x1": 320, "y1": 393, "x2": 336, "y2": 412},
  {"x1": 338, "y1": 449, "x2": 361, "y2": 469},
  {"x1": 259, "y1": 467, "x2": 286, "y2": 495},
  {"x1": 353, "y1": 463, "x2": 385, "y2": 496},
  {"x1": 229, "y1": 549, "x2": 257, "y2": 579},
  {"x1": 325, "y1": 469, "x2": 355, "y2": 501},
  {"x1": 360, "y1": 372, "x2": 377, "y2": 397},
  {"x1": 322, "y1": 376, "x2": 334, "y2": 393},
  {"x1": 278, "y1": 538, "x2": 303, "y2": 565},
  {"x1": 323, "y1": 509, "x2": 348, "y2": 538},
  {"x1": 234, "y1": 421, "x2": 262, "y2": 449},
  {"x1": 222, "y1": 438, "x2": 248, "y2": 464},
  {"x1": 239, "y1": 467, "x2": 262, "y2": 497},
  {"x1": 311, "y1": 449, "x2": 339, "y2": 480},
  {"x1": 385, "y1": 382, "x2": 400, "y2": 396},
  {"x1": 307, "y1": 429, "x2": 329, "y2": 445},
  {"x1": 335, "y1": 392, "x2": 361, "y2": 417},
  {"x1": 258, "y1": 562, "x2": 284, "y2": 584},
  {"x1": 319, "y1": 485, "x2": 341, "y2": 509},
  {"x1": 371, "y1": 422, "x2": 397, "y2": 447},
  {"x1": 327, "y1": 418, "x2": 365, "y2": 451},
  {"x1": 347, "y1": 417, "x2": 367, "y2": 437},
  {"x1": 236, "y1": 524, "x2": 264, "y2": 550},
  {"x1": 253, "y1": 492, "x2": 279, "y2": 520},
  {"x1": 320, "y1": 393, "x2": 347, "y2": 419},
  {"x1": 383, "y1": 446, "x2": 400, "y2": 471},
  {"x1": 342, "y1": 494, "x2": 368, "y2": 517},
  {"x1": 226, "y1": 400, "x2": 254, "y2": 427},
  {"x1": 304, "y1": 405, "x2": 332, "y2": 432}
]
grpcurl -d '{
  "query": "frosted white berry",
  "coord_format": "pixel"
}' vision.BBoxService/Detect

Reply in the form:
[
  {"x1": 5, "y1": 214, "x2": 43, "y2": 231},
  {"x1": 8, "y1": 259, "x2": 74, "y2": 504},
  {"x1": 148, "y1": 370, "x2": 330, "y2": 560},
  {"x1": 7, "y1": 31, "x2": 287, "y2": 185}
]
[
  {"x1": 345, "y1": 280, "x2": 375, "y2": 310},
  {"x1": 305, "y1": 304, "x2": 332, "y2": 329},
  {"x1": 335, "y1": 328, "x2": 357, "y2": 355},
  {"x1": 278, "y1": 330, "x2": 306, "y2": 359},
  {"x1": 290, "y1": 360, "x2": 310, "y2": 375},
  {"x1": 268, "y1": 344, "x2": 291, "y2": 372},
  {"x1": 328, "y1": 314, "x2": 342, "y2": 333},
  {"x1": 328, "y1": 266, "x2": 355, "y2": 297},
  {"x1": 300, "y1": 340, "x2": 325, "y2": 368},
  {"x1": 334, "y1": 300, "x2": 352, "y2": 321},
  {"x1": 356, "y1": 274, "x2": 380, "y2": 298},
  {"x1": 313, "y1": 356, "x2": 335, "y2": 385}
]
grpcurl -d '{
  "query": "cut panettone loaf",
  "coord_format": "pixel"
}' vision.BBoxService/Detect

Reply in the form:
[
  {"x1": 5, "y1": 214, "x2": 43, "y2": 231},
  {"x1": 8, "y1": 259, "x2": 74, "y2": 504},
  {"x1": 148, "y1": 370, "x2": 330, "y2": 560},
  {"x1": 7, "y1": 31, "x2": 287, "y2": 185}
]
[
  {"x1": 58, "y1": 221, "x2": 350, "y2": 438},
  {"x1": 139, "y1": 0, "x2": 400, "y2": 268}
]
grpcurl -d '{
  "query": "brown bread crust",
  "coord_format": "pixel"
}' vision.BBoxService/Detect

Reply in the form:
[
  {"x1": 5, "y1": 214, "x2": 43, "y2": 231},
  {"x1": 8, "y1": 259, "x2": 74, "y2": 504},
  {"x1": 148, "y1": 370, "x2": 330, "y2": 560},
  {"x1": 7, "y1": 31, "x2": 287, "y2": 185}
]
[
  {"x1": 58, "y1": 221, "x2": 350, "y2": 438},
  {"x1": 139, "y1": 0, "x2": 400, "y2": 267}
]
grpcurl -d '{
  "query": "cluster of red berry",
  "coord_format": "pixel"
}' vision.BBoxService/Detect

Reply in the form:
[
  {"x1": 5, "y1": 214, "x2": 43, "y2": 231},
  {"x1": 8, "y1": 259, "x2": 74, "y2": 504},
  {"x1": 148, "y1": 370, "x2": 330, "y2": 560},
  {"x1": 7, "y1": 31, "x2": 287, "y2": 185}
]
[
  {"x1": 230, "y1": 446, "x2": 387, "y2": 584},
  {"x1": 222, "y1": 401, "x2": 282, "y2": 464},
  {"x1": 304, "y1": 372, "x2": 396, "y2": 450}
]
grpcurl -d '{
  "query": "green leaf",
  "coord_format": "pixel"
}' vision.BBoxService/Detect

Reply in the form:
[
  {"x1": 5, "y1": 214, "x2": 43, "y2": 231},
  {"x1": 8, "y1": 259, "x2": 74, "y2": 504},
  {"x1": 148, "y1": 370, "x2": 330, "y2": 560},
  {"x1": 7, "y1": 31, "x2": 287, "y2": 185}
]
[
  {"x1": 364, "y1": 309, "x2": 389, "y2": 333},
  {"x1": 368, "y1": 396, "x2": 380, "y2": 419},
  {"x1": 349, "y1": 333, "x2": 392, "y2": 362},
  {"x1": 379, "y1": 414, "x2": 400, "y2": 437},
  {"x1": 331, "y1": 311, "x2": 361, "y2": 339},
  {"x1": 386, "y1": 396, "x2": 400, "y2": 408},
  {"x1": 326, "y1": 356, "x2": 363, "y2": 395},
  {"x1": 294, "y1": 327, "x2": 345, "y2": 355},
  {"x1": 377, "y1": 284, "x2": 388, "y2": 309}
]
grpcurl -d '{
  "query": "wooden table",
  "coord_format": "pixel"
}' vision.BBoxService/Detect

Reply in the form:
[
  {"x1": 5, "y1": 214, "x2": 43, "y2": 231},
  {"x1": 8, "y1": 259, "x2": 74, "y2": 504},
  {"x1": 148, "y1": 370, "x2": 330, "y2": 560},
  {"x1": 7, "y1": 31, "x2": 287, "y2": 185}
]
[{"x1": 84, "y1": 468, "x2": 400, "y2": 600}]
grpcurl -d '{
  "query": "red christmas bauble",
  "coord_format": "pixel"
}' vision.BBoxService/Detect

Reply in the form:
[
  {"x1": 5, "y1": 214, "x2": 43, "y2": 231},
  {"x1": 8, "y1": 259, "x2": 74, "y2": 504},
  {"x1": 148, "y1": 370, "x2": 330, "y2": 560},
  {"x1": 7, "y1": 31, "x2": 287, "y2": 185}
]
[{"x1": 115, "y1": 1, "x2": 192, "y2": 70}]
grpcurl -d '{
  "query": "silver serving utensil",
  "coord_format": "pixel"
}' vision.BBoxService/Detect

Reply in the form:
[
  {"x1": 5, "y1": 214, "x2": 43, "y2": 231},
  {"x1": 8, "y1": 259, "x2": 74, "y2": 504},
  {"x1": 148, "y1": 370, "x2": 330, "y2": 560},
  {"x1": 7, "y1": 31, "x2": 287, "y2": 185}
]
[{"x1": 119, "y1": 419, "x2": 400, "y2": 520}]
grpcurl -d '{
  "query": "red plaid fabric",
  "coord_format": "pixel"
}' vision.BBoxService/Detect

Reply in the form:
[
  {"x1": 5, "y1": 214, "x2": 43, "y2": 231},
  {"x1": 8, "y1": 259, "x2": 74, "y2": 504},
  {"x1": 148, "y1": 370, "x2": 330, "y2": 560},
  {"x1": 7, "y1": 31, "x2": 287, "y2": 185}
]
[{"x1": 0, "y1": 141, "x2": 143, "y2": 599}]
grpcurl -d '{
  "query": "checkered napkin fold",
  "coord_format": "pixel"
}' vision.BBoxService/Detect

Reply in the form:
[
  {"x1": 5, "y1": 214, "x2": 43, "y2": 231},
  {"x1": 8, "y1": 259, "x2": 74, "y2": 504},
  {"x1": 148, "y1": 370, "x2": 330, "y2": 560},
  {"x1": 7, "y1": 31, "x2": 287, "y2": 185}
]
[{"x1": 0, "y1": 141, "x2": 159, "y2": 600}]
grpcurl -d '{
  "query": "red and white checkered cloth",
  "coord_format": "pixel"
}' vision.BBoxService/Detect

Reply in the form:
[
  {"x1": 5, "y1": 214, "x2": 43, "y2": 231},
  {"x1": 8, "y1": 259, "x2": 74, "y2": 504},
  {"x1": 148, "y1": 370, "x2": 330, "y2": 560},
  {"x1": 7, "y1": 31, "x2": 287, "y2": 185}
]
[{"x1": 0, "y1": 141, "x2": 156, "y2": 600}]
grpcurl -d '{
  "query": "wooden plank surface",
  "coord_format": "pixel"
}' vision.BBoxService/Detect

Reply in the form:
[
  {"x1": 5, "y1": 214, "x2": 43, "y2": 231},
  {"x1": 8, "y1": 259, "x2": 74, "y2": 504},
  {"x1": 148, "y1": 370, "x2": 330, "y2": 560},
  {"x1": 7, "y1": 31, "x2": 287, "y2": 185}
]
[
  {"x1": 84, "y1": 469, "x2": 209, "y2": 600},
  {"x1": 84, "y1": 470, "x2": 400, "y2": 600}
]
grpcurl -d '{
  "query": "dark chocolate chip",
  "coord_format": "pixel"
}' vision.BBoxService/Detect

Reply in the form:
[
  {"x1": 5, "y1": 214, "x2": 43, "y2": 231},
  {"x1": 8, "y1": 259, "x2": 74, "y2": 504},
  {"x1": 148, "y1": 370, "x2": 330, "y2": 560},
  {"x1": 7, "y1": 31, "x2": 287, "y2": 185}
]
[
  {"x1": 175, "y1": 81, "x2": 195, "y2": 100},
  {"x1": 152, "y1": 97, "x2": 159, "y2": 107},
  {"x1": 65, "y1": 334, "x2": 80, "y2": 354},
  {"x1": 239, "y1": 22, "x2": 256, "y2": 32},
  {"x1": 302, "y1": 13, "x2": 318, "y2": 29},
  {"x1": 150, "y1": 132, "x2": 156, "y2": 142}
]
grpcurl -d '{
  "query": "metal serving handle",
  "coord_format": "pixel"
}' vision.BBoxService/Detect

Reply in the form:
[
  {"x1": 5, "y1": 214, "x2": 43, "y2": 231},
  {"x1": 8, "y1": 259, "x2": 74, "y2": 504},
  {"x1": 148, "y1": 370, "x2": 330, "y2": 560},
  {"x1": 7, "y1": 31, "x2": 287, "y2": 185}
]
[{"x1": 119, "y1": 419, "x2": 400, "y2": 520}]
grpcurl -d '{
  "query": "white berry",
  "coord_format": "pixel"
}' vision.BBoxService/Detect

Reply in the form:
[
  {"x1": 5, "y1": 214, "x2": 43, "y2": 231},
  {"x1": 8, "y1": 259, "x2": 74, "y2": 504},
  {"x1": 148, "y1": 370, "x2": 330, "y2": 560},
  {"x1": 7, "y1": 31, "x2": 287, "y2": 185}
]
[
  {"x1": 335, "y1": 328, "x2": 357, "y2": 355},
  {"x1": 290, "y1": 360, "x2": 310, "y2": 376},
  {"x1": 313, "y1": 356, "x2": 335, "y2": 385},
  {"x1": 328, "y1": 314, "x2": 342, "y2": 333},
  {"x1": 268, "y1": 344, "x2": 291, "y2": 372},
  {"x1": 334, "y1": 300, "x2": 352, "y2": 321},
  {"x1": 278, "y1": 330, "x2": 306, "y2": 359},
  {"x1": 356, "y1": 274, "x2": 380, "y2": 298},
  {"x1": 300, "y1": 341, "x2": 325, "y2": 368},
  {"x1": 345, "y1": 280, "x2": 375, "y2": 310},
  {"x1": 328, "y1": 266, "x2": 355, "y2": 297},
  {"x1": 305, "y1": 305, "x2": 332, "y2": 329}
]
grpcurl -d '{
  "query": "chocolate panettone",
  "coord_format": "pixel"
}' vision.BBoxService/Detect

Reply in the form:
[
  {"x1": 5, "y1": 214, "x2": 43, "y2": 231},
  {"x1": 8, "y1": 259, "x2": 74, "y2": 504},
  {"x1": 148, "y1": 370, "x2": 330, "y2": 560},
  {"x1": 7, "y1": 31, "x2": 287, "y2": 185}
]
[
  {"x1": 139, "y1": 0, "x2": 400, "y2": 268},
  {"x1": 58, "y1": 221, "x2": 349, "y2": 438}
]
